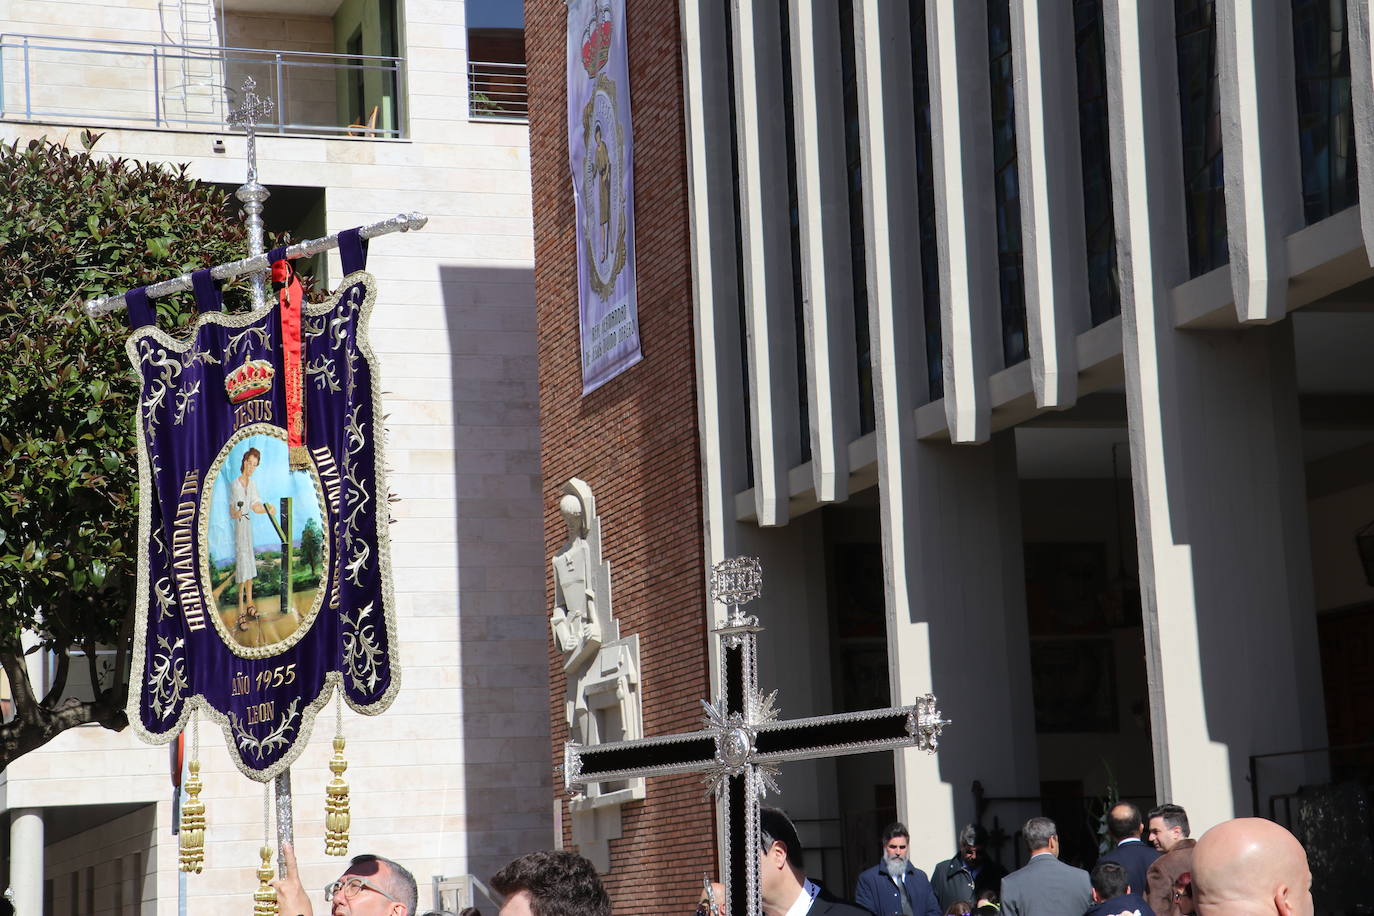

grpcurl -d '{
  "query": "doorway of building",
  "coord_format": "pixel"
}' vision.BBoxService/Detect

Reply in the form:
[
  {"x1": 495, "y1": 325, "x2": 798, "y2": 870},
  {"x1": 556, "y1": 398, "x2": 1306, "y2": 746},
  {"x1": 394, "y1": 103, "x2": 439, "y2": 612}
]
[{"x1": 1011, "y1": 414, "x2": 1157, "y2": 872}]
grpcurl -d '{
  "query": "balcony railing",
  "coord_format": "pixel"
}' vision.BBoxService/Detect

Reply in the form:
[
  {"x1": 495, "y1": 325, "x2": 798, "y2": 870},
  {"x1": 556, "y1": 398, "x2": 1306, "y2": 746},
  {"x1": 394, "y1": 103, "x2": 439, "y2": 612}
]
[
  {"x1": 0, "y1": 33, "x2": 405, "y2": 138},
  {"x1": 468, "y1": 59, "x2": 528, "y2": 122}
]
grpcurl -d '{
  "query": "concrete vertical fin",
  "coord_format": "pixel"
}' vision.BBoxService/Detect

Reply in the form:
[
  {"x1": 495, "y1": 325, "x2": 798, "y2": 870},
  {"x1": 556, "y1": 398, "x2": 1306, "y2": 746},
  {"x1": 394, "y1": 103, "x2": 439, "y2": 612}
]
[
  {"x1": 792, "y1": 0, "x2": 859, "y2": 503},
  {"x1": 1215, "y1": 0, "x2": 1302, "y2": 323},
  {"x1": 682, "y1": 0, "x2": 748, "y2": 569},
  {"x1": 927, "y1": 0, "x2": 998, "y2": 444},
  {"x1": 1346, "y1": 0, "x2": 1374, "y2": 265},
  {"x1": 733, "y1": 0, "x2": 801, "y2": 525},
  {"x1": 1009, "y1": 0, "x2": 1088, "y2": 409}
]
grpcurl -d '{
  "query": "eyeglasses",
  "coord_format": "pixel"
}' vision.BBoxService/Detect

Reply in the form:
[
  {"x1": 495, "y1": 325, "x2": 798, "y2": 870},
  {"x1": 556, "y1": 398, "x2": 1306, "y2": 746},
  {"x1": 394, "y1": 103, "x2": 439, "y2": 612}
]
[
  {"x1": 695, "y1": 904, "x2": 721, "y2": 916},
  {"x1": 325, "y1": 876, "x2": 400, "y2": 905}
]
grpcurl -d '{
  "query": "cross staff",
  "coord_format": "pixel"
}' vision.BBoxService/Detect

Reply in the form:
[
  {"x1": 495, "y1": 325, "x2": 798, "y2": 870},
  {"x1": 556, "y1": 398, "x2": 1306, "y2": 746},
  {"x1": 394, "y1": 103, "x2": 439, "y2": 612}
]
[
  {"x1": 564, "y1": 558, "x2": 950, "y2": 916},
  {"x1": 227, "y1": 76, "x2": 274, "y2": 310},
  {"x1": 227, "y1": 73, "x2": 295, "y2": 873}
]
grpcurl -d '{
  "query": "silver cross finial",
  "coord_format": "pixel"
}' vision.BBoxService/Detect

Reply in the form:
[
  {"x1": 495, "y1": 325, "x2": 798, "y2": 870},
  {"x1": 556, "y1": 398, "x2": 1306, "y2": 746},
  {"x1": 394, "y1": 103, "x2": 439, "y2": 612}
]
[
  {"x1": 228, "y1": 77, "x2": 275, "y2": 184},
  {"x1": 228, "y1": 76, "x2": 275, "y2": 308},
  {"x1": 710, "y1": 556, "x2": 762, "y2": 630}
]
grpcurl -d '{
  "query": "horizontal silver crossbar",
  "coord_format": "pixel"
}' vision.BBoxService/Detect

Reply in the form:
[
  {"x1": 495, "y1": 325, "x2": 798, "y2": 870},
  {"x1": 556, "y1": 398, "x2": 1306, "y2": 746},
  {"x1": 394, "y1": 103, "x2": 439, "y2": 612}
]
[{"x1": 84, "y1": 212, "x2": 428, "y2": 317}]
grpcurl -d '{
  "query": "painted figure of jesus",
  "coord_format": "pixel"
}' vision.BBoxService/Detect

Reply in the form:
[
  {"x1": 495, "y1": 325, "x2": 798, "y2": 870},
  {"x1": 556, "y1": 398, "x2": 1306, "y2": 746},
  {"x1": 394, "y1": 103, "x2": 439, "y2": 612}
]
[
  {"x1": 593, "y1": 123, "x2": 611, "y2": 257},
  {"x1": 229, "y1": 446, "x2": 274, "y2": 626}
]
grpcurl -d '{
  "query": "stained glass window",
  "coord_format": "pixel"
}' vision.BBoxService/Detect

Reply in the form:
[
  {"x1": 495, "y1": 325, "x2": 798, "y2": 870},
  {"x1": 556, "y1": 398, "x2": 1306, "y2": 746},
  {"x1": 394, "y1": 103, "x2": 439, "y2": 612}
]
[
  {"x1": 989, "y1": 0, "x2": 1029, "y2": 366},
  {"x1": 724, "y1": 0, "x2": 753, "y2": 489},
  {"x1": 1292, "y1": 0, "x2": 1358, "y2": 225},
  {"x1": 911, "y1": 0, "x2": 944, "y2": 401},
  {"x1": 839, "y1": 0, "x2": 875, "y2": 434},
  {"x1": 1176, "y1": 0, "x2": 1228, "y2": 276},
  {"x1": 779, "y1": 1, "x2": 810, "y2": 462},
  {"x1": 1074, "y1": 0, "x2": 1120, "y2": 325}
]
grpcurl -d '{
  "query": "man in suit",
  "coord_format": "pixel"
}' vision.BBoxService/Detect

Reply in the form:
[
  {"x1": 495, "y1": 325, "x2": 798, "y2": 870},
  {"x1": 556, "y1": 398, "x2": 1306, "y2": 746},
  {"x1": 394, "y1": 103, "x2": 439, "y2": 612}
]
[
  {"x1": 853, "y1": 822, "x2": 941, "y2": 916},
  {"x1": 1191, "y1": 818, "x2": 1313, "y2": 916},
  {"x1": 759, "y1": 807, "x2": 870, "y2": 916},
  {"x1": 1145, "y1": 804, "x2": 1196, "y2": 916},
  {"x1": 1085, "y1": 861, "x2": 1155, "y2": 916},
  {"x1": 1000, "y1": 816, "x2": 1093, "y2": 916},
  {"x1": 1099, "y1": 803, "x2": 1161, "y2": 900}
]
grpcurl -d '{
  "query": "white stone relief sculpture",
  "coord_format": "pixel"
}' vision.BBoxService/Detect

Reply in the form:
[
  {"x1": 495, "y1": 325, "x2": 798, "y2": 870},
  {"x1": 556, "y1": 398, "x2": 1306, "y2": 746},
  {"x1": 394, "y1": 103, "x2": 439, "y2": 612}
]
[{"x1": 551, "y1": 477, "x2": 644, "y2": 872}]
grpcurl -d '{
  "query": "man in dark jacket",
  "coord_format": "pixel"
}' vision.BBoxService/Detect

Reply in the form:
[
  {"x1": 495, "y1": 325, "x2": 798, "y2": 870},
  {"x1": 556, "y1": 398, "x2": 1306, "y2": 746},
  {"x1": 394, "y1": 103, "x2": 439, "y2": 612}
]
[
  {"x1": 1086, "y1": 861, "x2": 1154, "y2": 916},
  {"x1": 930, "y1": 824, "x2": 1008, "y2": 911},
  {"x1": 760, "y1": 807, "x2": 871, "y2": 916},
  {"x1": 1144, "y1": 804, "x2": 1195, "y2": 916},
  {"x1": 853, "y1": 823, "x2": 941, "y2": 916},
  {"x1": 1098, "y1": 803, "x2": 1161, "y2": 902}
]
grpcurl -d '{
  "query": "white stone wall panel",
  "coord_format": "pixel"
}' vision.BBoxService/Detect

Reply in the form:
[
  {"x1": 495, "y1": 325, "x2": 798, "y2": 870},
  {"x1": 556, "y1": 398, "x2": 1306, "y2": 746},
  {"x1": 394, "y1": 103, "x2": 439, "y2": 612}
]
[{"x1": 1, "y1": 0, "x2": 546, "y2": 911}]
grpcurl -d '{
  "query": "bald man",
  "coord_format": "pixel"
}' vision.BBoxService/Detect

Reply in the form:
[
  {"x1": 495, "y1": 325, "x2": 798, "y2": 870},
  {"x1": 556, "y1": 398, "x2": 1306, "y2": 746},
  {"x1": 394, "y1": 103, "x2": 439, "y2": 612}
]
[
  {"x1": 697, "y1": 880, "x2": 726, "y2": 916},
  {"x1": 1191, "y1": 818, "x2": 1313, "y2": 916}
]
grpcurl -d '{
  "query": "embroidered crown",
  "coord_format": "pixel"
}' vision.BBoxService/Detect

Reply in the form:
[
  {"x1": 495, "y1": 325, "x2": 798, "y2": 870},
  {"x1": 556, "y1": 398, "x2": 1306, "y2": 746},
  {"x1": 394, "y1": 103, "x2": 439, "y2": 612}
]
[
  {"x1": 225, "y1": 358, "x2": 275, "y2": 403},
  {"x1": 581, "y1": 2, "x2": 613, "y2": 76}
]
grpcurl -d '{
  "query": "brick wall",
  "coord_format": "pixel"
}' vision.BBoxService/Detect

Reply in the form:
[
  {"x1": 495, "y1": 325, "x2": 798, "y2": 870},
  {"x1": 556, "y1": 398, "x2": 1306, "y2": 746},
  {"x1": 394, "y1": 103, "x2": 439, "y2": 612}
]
[{"x1": 526, "y1": 0, "x2": 717, "y2": 912}]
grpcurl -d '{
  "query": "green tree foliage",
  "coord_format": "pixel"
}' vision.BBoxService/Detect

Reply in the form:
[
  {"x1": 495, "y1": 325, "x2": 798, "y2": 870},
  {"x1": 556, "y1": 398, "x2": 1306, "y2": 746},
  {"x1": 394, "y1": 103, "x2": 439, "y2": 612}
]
[
  {"x1": 0, "y1": 131, "x2": 283, "y2": 768},
  {"x1": 299, "y1": 517, "x2": 323, "y2": 576}
]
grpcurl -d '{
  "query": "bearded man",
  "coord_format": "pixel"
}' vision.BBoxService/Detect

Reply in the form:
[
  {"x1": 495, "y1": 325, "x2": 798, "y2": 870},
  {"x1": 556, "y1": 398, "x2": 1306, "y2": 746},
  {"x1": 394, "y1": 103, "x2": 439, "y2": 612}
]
[{"x1": 853, "y1": 823, "x2": 941, "y2": 916}]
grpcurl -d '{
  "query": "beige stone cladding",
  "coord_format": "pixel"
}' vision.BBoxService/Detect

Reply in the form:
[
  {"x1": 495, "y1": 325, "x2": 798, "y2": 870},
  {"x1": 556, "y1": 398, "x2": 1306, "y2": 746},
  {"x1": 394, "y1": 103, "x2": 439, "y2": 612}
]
[{"x1": 0, "y1": 1, "x2": 549, "y2": 914}]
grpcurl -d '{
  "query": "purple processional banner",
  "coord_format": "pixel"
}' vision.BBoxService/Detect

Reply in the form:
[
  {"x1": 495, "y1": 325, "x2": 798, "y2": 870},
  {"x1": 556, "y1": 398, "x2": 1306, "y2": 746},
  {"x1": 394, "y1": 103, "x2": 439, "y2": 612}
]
[
  {"x1": 123, "y1": 238, "x2": 398, "y2": 780},
  {"x1": 568, "y1": 0, "x2": 642, "y2": 394}
]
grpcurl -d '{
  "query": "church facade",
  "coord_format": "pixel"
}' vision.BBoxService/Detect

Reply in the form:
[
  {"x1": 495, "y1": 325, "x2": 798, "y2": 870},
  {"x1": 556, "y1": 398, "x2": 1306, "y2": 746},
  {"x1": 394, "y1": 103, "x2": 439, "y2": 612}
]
[{"x1": 528, "y1": 0, "x2": 1374, "y2": 910}]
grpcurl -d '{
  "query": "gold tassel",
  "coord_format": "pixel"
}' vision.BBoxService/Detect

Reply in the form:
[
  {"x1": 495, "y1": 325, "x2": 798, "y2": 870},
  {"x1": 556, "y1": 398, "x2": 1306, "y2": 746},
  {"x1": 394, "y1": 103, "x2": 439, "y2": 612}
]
[
  {"x1": 289, "y1": 445, "x2": 309, "y2": 470},
  {"x1": 179, "y1": 759, "x2": 206, "y2": 873},
  {"x1": 253, "y1": 846, "x2": 278, "y2": 916},
  {"x1": 325, "y1": 734, "x2": 350, "y2": 855}
]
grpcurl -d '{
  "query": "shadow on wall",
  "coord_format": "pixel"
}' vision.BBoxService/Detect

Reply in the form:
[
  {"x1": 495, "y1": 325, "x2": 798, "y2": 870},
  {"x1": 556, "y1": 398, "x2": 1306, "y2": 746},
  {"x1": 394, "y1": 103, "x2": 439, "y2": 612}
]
[{"x1": 437, "y1": 264, "x2": 552, "y2": 888}]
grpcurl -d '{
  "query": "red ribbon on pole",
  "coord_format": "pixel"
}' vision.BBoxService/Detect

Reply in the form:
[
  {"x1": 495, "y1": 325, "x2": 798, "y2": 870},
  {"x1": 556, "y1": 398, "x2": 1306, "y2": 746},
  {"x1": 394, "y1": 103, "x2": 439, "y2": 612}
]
[{"x1": 272, "y1": 257, "x2": 307, "y2": 469}]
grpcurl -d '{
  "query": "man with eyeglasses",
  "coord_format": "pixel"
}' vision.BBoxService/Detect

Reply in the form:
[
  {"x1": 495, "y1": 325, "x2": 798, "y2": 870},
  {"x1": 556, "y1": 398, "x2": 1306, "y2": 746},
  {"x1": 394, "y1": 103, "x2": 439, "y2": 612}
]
[
  {"x1": 272, "y1": 842, "x2": 418, "y2": 916},
  {"x1": 695, "y1": 878, "x2": 726, "y2": 916}
]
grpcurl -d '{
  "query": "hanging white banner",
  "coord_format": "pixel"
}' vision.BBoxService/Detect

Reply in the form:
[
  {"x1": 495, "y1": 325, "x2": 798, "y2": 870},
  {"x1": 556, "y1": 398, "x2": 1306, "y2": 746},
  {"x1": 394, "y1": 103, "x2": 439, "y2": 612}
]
[{"x1": 567, "y1": 0, "x2": 642, "y2": 394}]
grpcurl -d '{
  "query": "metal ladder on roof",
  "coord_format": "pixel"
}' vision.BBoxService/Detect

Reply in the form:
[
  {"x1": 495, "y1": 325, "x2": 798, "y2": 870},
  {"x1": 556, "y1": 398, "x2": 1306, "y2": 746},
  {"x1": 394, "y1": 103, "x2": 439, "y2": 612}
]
[{"x1": 158, "y1": 0, "x2": 224, "y2": 126}]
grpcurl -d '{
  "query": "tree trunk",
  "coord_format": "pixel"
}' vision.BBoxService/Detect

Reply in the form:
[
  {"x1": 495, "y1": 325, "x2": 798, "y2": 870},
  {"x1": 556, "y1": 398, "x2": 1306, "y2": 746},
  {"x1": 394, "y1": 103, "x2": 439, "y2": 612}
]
[{"x1": 0, "y1": 648, "x2": 129, "y2": 772}]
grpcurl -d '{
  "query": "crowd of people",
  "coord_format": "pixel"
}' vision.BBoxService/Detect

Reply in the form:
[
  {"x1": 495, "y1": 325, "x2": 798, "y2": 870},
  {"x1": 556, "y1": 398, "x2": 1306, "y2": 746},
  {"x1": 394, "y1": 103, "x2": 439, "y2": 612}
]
[
  {"x1": 788, "y1": 801, "x2": 1310, "y2": 916},
  {"x1": 274, "y1": 801, "x2": 1312, "y2": 916}
]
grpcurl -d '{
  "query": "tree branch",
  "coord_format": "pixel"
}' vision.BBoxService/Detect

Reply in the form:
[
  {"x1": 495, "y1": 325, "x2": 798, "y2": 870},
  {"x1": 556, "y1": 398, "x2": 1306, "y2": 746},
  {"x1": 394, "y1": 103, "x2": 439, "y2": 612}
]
[
  {"x1": 39, "y1": 645, "x2": 69, "y2": 708},
  {"x1": 0, "y1": 691, "x2": 127, "y2": 772},
  {"x1": 83, "y1": 637, "x2": 100, "y2": 700},
  {"x1": 110, "y1": 603, "x2": 134, "y2": 703},
  {"x1": 0, "y1": 646, "x2": 42, "y2": 728}
]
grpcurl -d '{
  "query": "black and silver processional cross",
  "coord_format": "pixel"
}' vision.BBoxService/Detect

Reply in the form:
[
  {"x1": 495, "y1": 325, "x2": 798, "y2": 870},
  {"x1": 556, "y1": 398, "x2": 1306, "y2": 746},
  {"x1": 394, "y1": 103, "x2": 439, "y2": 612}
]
[{"x1": 564, "y1": 557, "x2": 950, "y2": 916}]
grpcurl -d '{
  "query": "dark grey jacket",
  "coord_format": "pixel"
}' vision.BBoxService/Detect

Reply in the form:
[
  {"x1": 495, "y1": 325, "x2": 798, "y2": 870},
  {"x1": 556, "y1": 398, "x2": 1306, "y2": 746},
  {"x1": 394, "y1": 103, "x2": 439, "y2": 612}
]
[
  {"x1": 930, "y1": 855, "x2": 1007, "y2": 912},
  {"x1": 1000, "y1": 853, "x2": 1093, "y2": 916}
]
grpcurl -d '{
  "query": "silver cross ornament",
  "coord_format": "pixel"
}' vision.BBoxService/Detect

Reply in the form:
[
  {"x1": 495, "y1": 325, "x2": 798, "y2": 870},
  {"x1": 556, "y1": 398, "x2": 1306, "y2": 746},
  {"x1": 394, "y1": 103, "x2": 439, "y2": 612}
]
[{"x1": 227, "y1": 77, "x2": 275, "y2": 309}]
